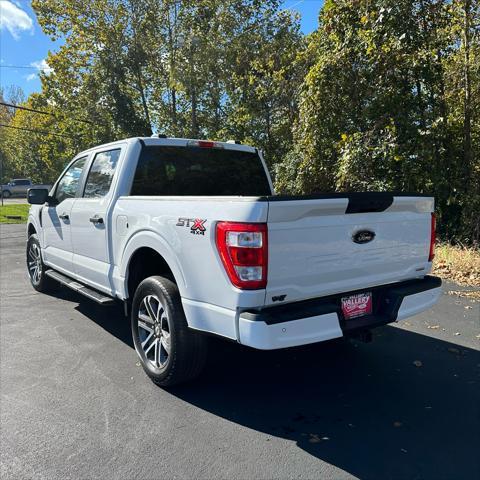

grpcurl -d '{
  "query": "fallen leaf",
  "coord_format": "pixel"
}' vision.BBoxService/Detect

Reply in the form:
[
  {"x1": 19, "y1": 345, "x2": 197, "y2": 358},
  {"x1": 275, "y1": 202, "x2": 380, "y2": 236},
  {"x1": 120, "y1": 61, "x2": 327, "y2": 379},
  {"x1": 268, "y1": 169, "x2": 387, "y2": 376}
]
[
  {"x1": 401, "y1": 448, "x2": 408, "y2": 453},
  {"x1": 308, "y1": 434, "x2": 329, "y2": 443},
  {"x1": 447, "y1": 290, "x2": 480, "y2": 300},
  {"x1": 413, "y1": 360, "x2": 423, "y2": 367},
  {"x1": 454, "y1": 332, "x2": 461, "y2": 336},
  {"x1": 464, "y1": 306, "x2": 472, "y2": 309},
  {"x1": 393, "y1": 421, "x2": 402, "y2": 427},
  {"x1": 427, "y1": 325, "x2": 440, "y2": 329}
]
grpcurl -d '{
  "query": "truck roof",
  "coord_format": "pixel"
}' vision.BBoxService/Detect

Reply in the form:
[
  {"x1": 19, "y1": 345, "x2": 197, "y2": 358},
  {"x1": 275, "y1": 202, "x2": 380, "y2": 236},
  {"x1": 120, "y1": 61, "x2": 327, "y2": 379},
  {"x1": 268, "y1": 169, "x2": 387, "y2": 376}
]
[{"x1": 77, "y1": 137, "x2": 257, "y2": 157}]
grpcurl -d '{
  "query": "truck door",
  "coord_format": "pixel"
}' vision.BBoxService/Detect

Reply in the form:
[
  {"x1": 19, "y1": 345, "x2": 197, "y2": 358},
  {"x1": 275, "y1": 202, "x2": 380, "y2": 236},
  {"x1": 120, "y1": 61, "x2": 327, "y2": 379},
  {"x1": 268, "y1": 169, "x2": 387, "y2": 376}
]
[
  {"x1": 42, "y1": 156, "x2": 88, "y2": 274},
  {"x1": 69, "y1": 147, "x2": 122, "y2": 293}
]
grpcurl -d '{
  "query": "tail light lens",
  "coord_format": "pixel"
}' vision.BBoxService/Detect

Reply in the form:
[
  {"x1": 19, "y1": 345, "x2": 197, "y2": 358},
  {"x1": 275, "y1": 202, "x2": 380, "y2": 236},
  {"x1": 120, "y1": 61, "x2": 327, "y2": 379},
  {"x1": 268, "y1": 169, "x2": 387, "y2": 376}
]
[
  {"x1": 216, "y1": 222, "x2": 268, "y2": 289},
  {"x1": 428, "y1": 213, "x2": 436, "y2": 262}
]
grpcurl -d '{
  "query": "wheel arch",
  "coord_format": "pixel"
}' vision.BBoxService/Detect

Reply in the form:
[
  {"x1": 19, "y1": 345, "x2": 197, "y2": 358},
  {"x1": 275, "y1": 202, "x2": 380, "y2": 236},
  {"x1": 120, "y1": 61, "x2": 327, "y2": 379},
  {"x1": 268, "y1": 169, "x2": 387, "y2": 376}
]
[
  {"x1": 120, "y1": 230, "x2": 187, "y2": 301},
  {"x1": 27, "y1": 222, "x2": 37, "y2": 237},
  {"x1": 27, "y1": 214, "x2": 41, "y2": 240}
]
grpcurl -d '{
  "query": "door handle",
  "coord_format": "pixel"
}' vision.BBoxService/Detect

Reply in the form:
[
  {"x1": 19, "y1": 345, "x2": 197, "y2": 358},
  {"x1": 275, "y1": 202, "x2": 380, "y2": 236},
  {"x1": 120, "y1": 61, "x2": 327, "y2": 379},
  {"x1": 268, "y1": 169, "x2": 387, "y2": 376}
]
[
  {"x1": 59, "y1": 212, "x2": 69, "y2": 221},
  {"x1": 89, "y1": 215, "x2": 104, "y2": 225}
]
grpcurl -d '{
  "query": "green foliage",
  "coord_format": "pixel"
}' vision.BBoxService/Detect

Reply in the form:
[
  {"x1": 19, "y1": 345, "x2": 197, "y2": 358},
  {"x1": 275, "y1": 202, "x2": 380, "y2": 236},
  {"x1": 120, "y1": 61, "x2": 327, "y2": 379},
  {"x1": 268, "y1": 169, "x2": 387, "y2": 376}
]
[{"x1": 276, "y1": 0, "x2": 480, "y2": 245}]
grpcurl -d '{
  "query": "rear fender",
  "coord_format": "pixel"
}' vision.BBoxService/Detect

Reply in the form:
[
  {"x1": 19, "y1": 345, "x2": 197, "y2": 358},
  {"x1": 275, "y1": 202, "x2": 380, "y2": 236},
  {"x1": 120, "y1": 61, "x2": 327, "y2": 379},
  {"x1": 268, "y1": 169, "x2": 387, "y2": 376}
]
[{"x1": 119, "y1": 230, "x2": 187, "y2": 299}]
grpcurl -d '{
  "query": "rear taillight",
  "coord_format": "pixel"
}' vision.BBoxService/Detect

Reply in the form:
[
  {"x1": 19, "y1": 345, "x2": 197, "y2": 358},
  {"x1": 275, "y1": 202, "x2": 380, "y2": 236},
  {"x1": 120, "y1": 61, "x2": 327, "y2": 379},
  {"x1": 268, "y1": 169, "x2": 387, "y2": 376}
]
[
  {"x1": 216, "y1": 222, "x2": 268, "y2": 290},
  {"x1": 428, "y1": 213, "x2": 436, "y2": 262}
]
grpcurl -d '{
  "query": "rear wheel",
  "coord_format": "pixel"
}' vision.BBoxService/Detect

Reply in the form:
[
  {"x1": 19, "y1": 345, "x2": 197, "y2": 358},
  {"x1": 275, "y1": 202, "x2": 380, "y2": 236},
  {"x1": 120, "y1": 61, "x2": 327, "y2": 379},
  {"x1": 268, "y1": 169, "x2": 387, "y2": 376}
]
[
  {"x1": 26, "y1": 234, "x2": 54, "y2": 292},
  {"x1": 131, "y1": 276, "x2": 207, "y2": 387}
]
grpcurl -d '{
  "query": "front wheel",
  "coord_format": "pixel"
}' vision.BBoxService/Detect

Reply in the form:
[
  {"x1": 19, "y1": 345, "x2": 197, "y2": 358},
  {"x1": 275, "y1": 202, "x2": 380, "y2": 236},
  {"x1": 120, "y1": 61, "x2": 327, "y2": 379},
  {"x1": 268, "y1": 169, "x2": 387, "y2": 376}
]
[
  {"x1": 2, "y1": 190, "x2": 11, "y2": 198},
  {"x1": 131, "y1": 276, "x2": 208, "y2": 387},
  {"x1": 26, "y1": 234, "x2": 55, "y2": 292}
]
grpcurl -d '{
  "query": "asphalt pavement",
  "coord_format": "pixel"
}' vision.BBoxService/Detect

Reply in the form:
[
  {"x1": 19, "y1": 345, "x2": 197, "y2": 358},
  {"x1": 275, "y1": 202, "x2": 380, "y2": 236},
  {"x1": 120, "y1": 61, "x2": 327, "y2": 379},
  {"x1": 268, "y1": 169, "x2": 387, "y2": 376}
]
[{"x1": 1, "y1": 223, "x2": 479, "y2": 480}]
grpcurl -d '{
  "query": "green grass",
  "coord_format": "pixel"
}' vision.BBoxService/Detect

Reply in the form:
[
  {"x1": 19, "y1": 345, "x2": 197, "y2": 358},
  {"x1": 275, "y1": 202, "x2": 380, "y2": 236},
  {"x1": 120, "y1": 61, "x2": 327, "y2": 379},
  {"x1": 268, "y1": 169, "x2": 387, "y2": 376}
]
[{"x1": 0, "y1": 204, "x2": 30, "y2": 224}]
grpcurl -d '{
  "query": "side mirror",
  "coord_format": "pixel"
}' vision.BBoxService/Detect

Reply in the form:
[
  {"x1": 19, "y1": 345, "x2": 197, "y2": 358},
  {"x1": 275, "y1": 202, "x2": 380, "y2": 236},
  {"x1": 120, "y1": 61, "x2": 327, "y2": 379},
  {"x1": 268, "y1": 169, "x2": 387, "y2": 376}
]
[{"x1": 27, "y1": 188, "x2": 49, "y2": 205}]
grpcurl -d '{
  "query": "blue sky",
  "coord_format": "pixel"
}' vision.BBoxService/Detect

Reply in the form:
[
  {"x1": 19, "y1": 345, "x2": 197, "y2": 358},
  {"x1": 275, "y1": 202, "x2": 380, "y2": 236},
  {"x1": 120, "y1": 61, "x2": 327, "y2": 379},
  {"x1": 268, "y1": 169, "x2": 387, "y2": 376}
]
[{"x1": 0, "y1": 0, "x2": 323, "y2": 98}]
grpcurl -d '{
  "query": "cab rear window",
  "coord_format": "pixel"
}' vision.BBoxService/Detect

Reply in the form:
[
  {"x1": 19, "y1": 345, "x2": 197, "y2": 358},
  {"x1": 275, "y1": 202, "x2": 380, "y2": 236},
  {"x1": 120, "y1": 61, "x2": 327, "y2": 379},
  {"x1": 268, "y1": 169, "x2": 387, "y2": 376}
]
[{"x1": 130, "y1": 146, "x2": 271, "y2": 196}]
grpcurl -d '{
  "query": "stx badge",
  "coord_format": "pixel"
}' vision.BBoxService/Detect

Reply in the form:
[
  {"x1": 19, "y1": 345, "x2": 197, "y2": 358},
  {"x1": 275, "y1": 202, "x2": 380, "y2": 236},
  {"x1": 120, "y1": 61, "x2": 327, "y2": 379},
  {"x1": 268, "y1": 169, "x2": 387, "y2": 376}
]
[{"x1": 176, "y1": 218, "x2": 207, "y2": 235}]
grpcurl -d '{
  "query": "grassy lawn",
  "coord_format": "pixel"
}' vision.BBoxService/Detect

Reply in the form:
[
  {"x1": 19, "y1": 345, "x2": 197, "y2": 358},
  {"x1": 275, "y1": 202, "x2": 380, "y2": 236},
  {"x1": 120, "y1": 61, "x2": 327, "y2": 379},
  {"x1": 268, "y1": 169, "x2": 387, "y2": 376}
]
[
  {"x1": 0, "y1": 204, "x2": 30, "y2": 224},
  {"x1": 433, "y1": 243, "x2": 480, "y2": 289}
]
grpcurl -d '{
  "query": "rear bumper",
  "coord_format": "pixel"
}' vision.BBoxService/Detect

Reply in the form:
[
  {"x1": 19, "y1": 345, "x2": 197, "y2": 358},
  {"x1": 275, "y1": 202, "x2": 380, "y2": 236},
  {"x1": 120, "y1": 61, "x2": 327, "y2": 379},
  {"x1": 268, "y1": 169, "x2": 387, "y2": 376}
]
[{"x1": 238, "y1": 276, "x2": 442, "y2": 350}]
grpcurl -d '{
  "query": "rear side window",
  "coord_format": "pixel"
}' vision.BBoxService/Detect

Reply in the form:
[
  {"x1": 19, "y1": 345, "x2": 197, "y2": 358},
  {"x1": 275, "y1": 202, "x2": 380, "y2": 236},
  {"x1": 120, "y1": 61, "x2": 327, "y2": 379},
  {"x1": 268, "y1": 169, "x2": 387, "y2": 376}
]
[
  {"x1": 83, "y1": 149, "x2": 121, "y2": 198},
  {"x1": 130, "y1": 146, "x2": 271, "y2": 196}
]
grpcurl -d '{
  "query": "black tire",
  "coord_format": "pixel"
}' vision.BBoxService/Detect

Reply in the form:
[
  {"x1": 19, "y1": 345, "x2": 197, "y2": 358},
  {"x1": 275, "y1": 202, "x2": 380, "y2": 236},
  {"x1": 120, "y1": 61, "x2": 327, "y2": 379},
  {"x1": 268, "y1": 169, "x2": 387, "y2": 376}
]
[
  {"x1": 131, "y1": 276, "x2": 208, "y2": 387},
  {"x1": 2, "y1": 190, "x2": 11, "y2": 198},
  {"x1": 26, "y1": 234, "x2": 55, "y2": 292}
]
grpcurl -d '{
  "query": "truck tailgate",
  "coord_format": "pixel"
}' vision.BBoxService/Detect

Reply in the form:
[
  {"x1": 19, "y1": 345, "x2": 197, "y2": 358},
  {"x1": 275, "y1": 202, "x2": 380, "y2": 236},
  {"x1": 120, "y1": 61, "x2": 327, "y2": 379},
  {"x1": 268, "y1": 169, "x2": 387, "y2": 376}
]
[{"x1": 265, "y1": 194, "x2": 434, "y2": 306}]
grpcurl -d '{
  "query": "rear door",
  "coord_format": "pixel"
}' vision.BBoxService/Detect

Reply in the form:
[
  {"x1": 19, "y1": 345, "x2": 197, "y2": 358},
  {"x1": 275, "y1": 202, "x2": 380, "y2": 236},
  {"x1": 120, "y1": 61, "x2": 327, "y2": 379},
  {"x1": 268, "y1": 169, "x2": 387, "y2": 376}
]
[
  {"x1": 42, "y1": 156, "x2": 88, "y2": 274},
  {"x1": 70, "y1": 147, "x2": 122, "y2": 293},
  {"x1": 265, "y1": 194, "x2": 434, "y2": 306}
]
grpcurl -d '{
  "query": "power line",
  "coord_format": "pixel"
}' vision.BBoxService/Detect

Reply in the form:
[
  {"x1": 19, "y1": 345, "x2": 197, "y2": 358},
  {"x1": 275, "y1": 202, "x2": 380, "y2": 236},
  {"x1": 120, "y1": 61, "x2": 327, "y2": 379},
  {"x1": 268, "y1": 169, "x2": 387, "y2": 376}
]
[
  {"x1": 0, "y1": 65, "x2": 41, "y2": 70},
  {"x1": 0, "y1": 123, "x2": 81, "y2": 139},
  {"x1": 0, "y1": 102, "x2": 105, "y2": 127}
]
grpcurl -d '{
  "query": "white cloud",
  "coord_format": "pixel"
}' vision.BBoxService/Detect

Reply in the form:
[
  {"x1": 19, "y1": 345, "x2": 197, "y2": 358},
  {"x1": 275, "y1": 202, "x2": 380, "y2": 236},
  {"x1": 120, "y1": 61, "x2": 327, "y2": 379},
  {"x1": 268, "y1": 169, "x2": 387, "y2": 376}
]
[
  {"x1": 31, "y1": 59, "x2": 53, "y2": 75},
  {"x1": 24, "y1": 59, "x2": 53, "y2": 81},
  {"x1": 0, "y1": 0, "x2": 34, "y2": 40}
]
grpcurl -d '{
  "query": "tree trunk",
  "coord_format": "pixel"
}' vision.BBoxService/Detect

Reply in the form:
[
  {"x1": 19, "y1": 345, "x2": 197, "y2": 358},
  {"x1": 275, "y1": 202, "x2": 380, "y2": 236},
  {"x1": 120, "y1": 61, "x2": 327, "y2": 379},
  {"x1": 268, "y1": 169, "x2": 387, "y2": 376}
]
[{"x1": 462, "y1": 0, "x2": 473, "y2": 192}]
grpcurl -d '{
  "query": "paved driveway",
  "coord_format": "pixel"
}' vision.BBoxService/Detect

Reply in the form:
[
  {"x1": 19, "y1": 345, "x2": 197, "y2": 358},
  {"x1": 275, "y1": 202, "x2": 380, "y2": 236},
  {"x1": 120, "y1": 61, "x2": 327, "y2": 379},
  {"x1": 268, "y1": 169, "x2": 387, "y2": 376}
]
[{"x1": 1, "y1": 223, "x2": 479, "y2": 479}]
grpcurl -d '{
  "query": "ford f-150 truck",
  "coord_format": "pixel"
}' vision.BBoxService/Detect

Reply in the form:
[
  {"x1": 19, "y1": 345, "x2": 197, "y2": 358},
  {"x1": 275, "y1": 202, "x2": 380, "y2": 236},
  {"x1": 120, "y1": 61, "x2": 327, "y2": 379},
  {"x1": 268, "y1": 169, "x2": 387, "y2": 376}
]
[{"x1": 26, "y1": 136, "x2": 442, "y2": 386}]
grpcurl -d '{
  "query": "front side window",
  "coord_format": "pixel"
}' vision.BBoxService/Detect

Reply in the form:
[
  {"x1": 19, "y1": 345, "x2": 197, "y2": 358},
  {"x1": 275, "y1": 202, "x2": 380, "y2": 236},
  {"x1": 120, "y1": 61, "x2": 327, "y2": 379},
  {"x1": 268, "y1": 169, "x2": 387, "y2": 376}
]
[
  {"x1": 54, "y1": 156, "x2": 87, "y2": 204},
  {"x1": 83, "y1": 149, "x2": 120, "y2": 198}
]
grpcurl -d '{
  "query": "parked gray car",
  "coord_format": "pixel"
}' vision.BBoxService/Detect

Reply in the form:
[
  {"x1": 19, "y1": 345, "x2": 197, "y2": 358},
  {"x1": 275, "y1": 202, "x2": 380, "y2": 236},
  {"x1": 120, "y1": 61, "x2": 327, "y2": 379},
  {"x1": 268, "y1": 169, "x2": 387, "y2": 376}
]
[{"x1": 1, "y1": 179, "x2": 52, "y2": 198}]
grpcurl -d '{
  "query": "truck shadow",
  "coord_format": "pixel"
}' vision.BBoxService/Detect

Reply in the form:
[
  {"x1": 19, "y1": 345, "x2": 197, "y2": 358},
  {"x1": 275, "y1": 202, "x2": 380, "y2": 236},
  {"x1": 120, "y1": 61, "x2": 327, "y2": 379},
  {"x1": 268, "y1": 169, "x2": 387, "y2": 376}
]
[
  {"x1": 66, "y1": 290, "x2": 479, "y2": 479},
  {"x1": 174, "y1": 331, "x2": 480, "y2": 479}
]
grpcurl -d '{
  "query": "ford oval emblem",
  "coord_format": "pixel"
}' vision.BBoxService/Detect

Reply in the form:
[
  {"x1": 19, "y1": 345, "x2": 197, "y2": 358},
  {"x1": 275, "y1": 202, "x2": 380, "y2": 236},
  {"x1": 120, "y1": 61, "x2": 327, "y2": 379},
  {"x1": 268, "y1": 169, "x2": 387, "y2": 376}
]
[{"x1": 352, "y1": 230, "x2": 376, "y2": 244}]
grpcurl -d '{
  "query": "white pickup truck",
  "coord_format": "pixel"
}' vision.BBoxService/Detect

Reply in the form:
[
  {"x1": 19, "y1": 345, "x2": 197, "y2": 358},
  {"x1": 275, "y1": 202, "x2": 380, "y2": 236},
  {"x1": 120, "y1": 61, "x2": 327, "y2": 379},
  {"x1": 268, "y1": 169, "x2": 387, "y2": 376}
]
[{"x1": 26, "y1": 137, "x2": 442, "y2": 386}]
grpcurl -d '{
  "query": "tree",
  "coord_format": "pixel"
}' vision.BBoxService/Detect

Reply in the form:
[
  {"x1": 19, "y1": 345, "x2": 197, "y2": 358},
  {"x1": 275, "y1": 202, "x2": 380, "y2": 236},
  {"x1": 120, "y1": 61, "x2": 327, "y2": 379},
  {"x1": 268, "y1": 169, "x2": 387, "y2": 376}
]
[{"x1": 276, "y1": 0, "x2": 479, "y2": 244}]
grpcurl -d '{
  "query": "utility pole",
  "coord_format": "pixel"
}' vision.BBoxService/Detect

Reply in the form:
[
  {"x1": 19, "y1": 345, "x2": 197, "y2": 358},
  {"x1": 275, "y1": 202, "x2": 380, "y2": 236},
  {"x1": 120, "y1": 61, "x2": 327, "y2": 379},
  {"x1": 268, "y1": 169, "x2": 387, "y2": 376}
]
[{"x1": 0, "y1": 150, "x2": 3, "y2": 207}]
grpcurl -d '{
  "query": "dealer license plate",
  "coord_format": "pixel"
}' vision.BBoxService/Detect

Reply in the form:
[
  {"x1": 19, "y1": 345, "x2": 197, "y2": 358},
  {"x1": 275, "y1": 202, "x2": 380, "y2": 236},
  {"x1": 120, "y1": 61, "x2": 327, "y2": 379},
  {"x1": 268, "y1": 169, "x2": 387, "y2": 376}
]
[{"x1": 341, "y1": 292, "x2": 372, "y2": 319}]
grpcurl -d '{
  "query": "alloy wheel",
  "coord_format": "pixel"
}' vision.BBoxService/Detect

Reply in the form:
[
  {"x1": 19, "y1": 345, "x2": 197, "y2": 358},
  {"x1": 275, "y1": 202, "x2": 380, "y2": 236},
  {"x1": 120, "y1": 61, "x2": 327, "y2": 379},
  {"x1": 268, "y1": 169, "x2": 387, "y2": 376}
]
[
  {"x1": 137, "y1": 294, "x2": 171, "y2": 369},
  {"x1": 27, "y1": 243, "x2": 42, "y2": 285}
]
